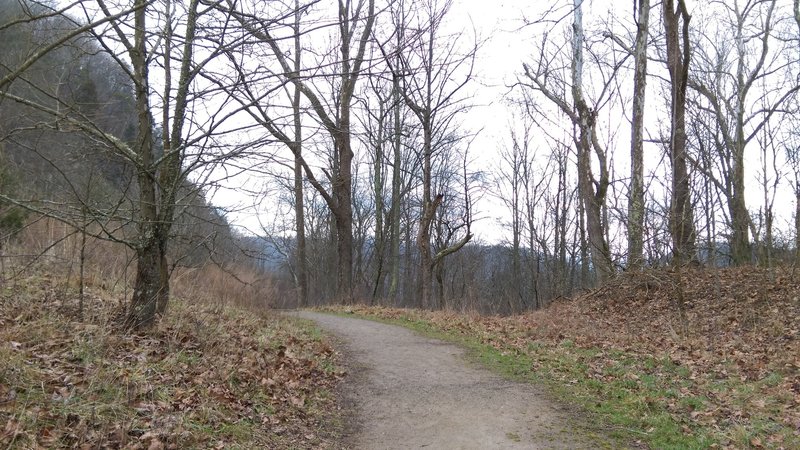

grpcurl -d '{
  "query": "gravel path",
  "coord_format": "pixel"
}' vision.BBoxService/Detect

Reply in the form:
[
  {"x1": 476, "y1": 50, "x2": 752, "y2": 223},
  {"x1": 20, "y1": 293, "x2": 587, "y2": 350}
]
[{"x1": 293, "y1": 311, "x2": 601, "y2": 450}]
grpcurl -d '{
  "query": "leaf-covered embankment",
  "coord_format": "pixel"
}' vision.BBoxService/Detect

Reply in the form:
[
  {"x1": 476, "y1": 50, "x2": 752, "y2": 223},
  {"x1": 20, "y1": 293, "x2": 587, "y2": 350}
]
[
  {"x1": 0, "y1": 271, "x2": 344, "y2": 449},
  {"x1": 327, "y1": 266, "x2": 799, "y2": 449}
]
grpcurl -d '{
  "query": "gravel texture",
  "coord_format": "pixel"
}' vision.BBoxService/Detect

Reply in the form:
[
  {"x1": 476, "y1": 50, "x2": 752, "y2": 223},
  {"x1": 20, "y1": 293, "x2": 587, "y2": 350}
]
[{"x1": 293, "y1": 311, "x2": 601, "y2": 450}]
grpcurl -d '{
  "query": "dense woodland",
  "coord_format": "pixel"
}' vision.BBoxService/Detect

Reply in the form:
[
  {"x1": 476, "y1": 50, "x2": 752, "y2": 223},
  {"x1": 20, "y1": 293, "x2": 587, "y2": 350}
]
[{"x1": 1, "y1": 0, "x2": 800, "y2": 327}]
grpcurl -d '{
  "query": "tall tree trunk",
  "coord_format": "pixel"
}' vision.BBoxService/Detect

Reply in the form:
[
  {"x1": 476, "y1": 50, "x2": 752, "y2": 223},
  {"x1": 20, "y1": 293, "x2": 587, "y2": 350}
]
[
  {"x1": 730, "y1": 13, "x2": 751, "y2": 265},
  {"x1": 557, "y1": 153, "x2": 568, "y2": 296},
  {"x1": 403, "y1": 203, "x2": 414, "y2": 306},
  {"x1": 628, "y1": 0, "x2": 650, "y2": 270},
  {"x1": 795, "y1": 182, "x2": 800, "y2": 266},
  {"x1": 572, "y1": 0, "x2": 613, "y2": 283},
  {"x1": 293, "y1": 1, "x2": 308, "y2": 307},
  {"x1": 434, "y1": 260, "x2": 445, "y2": 309},
  {"x1": 510, "y1": 142, "x2": 522, "y2": 311},
  {"x1": 663, "y1": 0, "x2": 696, "y2": 265},
  {"x1": 387, "y1": 2, "x2": 405, "y2": 303},
  {"x1": 388, "y1": 70, "x2": 403, "y2": 301},
  {"x1": 416, "y1": 121, "x2": 439, "y2": 308},
  {"x1": 371, "y1": 101, "x2": 386, "y2": 301},
  {"x1": 333, "y1": 133, "x2": 354, "y2": 303},
  {"x1": 126, "y1": 0, "x2": 160, "y2": 329},
  {"x1": 129, "y1": 242, "x2": 162, "y2": 329},
  {"x1": 578, "y1": 190, "x2": 589, "y2": 287}
]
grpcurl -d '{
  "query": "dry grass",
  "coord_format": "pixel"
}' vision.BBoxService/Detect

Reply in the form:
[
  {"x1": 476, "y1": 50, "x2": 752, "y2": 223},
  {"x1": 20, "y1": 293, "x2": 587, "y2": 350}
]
[
  {"x1": 171, "y1": 264, "x2": 279, "y2": 313},
  {"x1": 327, "y1": 266, "x2": 800, "y2": 449},
  {"x1": 0, "y1": 217, "x2": 345, "y2": 449}
]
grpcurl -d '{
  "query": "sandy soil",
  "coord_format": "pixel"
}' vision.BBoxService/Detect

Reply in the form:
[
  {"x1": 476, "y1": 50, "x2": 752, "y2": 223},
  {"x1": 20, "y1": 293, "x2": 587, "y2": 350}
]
[{"x1": 294, "y1": 311, "x2": 605, "y2": 450}]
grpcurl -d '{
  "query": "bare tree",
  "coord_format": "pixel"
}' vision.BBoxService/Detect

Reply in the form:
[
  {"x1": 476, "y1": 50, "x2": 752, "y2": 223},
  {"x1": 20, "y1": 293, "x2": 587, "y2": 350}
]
[
  {"x1": 291, "y1": 0, "x2": 309, "y2": 307},
  {"x1": 381, "y1": 0, "x2": 476, "y2": 308},
  {"x1": 521, "y1": 0, "x2": 619, "y2": 283},
  {"x1": 387, "y1": 0, "x2": 410, "y2": 302},
  {"x1": 628, "y1": 0, "x2": 650, "y2": 269},
  {"x1": 221, "y1": 0, "x2": 377, "y2": 302},
  {"x1": 687, "y1": 0, "x2": 799, "y2": 265},
  {"x1": 0, "y1": 0, "x2": 244, "y2": 328},
  {"x1": 662, "y1": 0, "x2": 696, "y2": 265}
]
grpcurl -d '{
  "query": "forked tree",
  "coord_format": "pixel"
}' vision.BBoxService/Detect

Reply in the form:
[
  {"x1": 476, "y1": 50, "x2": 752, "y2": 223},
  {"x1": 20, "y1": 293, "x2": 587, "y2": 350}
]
[
  {"x1": 0, "y1": 0, "x2": 242, "y2": 328},
  {"x1": 220, "y1": 0, "x2": 377, "y2": 302}
]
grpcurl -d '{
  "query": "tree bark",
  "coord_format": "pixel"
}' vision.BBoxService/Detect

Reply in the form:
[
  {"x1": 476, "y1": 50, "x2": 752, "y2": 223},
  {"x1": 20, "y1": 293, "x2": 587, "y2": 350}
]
[
  {"x1": 371, "y1": 99, "x2": 386, "y2": 301},
  {"x1": 126, "y1": 0, "x2": 161, "y2": 329},
  {"x1": 663, "y1": 0, "x2": 696, "y2": 265},
  {"x1": 729, "y1": 9, "x2": 751, "y2": 265},
  {"x1": 627, "y1": 0, "x2": 649, "y2": 270},
  {"x1": 293, "y1": 0, "x2": 308, "y2": 307},
  {"x1": 388, "y1": 68, "x2": 403, "y2": 301},
  {"x1": 572, "y1": 0, "x2": 613, "y2": 282}
]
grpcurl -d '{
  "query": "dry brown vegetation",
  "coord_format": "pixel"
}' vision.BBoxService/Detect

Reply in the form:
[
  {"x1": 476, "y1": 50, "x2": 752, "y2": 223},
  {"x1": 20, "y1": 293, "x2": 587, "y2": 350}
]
[
  {"x1": 0, "y1": 222, "x2": 344, "y2": 449},
  {"x1": 331, "y1": 266, "x2": 800, "y2": 449}
]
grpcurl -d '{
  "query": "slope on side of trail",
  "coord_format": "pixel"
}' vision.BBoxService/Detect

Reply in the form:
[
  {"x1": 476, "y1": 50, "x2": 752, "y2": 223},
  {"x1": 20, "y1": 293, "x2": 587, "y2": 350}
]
[
  {"x1": 324, "y1": 266, "x2": 799, "y2": 449},
  {"x1": 294, "y1": 311, "x2": 608, "y2": 449},
  {"x1": 0, "y1": 271, "x2": 344, "y2": 449}
]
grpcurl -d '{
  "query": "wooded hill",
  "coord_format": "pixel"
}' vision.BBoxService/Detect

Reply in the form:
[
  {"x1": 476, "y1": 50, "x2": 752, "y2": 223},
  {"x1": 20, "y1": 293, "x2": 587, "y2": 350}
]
[
  {"x1": 2, "y1": 0, "x2": 800, "y2": 322},
  {"x1": 0, "y1": 0, "x2": 798, "y2": 448}
]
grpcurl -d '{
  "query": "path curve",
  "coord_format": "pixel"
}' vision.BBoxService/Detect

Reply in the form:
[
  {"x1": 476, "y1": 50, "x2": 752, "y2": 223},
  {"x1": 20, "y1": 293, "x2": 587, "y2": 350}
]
[{"x1": 293, "y1": 311, "x2": 599, "y2": 450}]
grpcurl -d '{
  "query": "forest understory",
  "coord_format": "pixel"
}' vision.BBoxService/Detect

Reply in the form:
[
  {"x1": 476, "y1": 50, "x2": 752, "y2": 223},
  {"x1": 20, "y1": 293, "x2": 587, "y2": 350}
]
[
  {"x1": 1, "y1": 253, "x2": 798, "y2": 449},
  {"x1": 0, "y1": 262, "x2": 346, "y2": 449}
]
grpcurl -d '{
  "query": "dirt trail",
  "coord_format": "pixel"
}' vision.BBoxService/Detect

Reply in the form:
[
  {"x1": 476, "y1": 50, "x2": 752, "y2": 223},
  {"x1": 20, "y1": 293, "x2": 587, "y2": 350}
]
[{"x1": 293, "y1": 311, "x2": 602, "y2": 450}]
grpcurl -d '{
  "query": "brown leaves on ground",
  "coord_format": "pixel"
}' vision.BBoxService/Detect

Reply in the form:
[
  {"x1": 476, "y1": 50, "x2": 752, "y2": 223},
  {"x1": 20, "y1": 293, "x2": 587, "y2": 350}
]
[
  {"x1": 0, "y1": 272, "x2": 344, "y2": 449},
  {"x1": 334, "y1": 265, "x2": 799, "y2": 449}
]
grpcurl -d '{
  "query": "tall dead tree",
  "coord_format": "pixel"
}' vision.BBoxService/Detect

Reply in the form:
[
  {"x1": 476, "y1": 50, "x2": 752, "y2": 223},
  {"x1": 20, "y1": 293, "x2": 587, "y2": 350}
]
[
  {"x1": 292, "y1": 0, "x2": 308, "y2": 307},
  {"x1": 523, "y1": 0, "x2": 614, "y2": 283}
]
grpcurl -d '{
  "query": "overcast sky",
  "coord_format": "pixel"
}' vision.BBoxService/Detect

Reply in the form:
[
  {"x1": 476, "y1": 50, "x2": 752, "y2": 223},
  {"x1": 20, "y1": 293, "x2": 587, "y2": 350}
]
[{"x1": 214, "y1": 0, "x2": 793, "y2": 246}]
